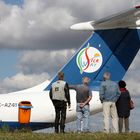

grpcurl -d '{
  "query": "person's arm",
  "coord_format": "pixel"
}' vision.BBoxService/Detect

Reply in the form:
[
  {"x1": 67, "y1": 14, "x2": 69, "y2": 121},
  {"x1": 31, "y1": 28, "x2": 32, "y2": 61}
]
[
  {"x1": 115, "y1": 85, "x2": 121, "y2": 101},
  {"x1": 80, "y1": 89, "x2": 92, "y2": 108},
  {"x1": 86, "y1": 89, "x2": 92, "y2": 104},
  {"x1": 65, "y1": 83, "x2": 71, "y2": 107},
  {"x1": 49, "y1": 88, "x2": 53, "y2": 100},
  {"x1": 128, "y1": 90, "x2": 131, "y2": 101},
  {"x1": 99, "y1": 83, "x2": 105, "y2": 103}
]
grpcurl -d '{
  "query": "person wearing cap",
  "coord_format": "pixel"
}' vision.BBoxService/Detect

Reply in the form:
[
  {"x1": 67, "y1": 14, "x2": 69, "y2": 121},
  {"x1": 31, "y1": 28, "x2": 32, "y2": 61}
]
[
  {"x1": 99, "y1": 72, "x2": 120, "y2": 133},
  {"x1": 49, "y1": 72, "x2": 71, "y2": 133},
  {"x1": 116, "y1": 80, "x2": 132, "y2": 133},
  {"x1": 70, "y1": 77, "x2": 92, "y2": 133}
]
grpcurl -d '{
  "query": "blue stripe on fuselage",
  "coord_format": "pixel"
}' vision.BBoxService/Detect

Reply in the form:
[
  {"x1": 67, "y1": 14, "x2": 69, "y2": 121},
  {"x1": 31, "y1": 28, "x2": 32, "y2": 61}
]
[{"x1": 0, "y1": 122, "x2": 54, "y2": 131}]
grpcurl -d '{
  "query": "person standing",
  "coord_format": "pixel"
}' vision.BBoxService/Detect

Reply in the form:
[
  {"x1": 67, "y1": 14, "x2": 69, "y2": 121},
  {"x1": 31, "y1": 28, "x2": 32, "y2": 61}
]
[
  {"x1": 99, "y1": 72, "x2": 120, "y2": 133},
  {"x1": 49, "y1": 72, "x2": 71, "y2": 133},
  {"x1": 116, "y1": 80, "x2": 132, "y2": 133},
  {"x1": 70, "y1": 77, "x2": 92, "y2": 133}
]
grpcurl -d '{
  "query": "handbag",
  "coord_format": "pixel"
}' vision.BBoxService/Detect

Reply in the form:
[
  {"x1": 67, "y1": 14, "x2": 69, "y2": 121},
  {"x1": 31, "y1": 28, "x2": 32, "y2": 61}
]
[{"x1": 130, "y1": 100, "x2": 135, "y2": 110}]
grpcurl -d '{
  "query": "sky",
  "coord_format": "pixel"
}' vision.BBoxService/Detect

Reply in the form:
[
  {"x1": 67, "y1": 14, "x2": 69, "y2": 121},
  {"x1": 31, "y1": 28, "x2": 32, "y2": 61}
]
[{"x1": 0, "y1": 0, "x2": 140, "y2": 94}]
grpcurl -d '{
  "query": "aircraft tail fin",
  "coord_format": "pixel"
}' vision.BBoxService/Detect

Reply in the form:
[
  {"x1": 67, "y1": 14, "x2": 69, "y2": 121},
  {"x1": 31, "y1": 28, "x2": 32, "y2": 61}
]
[{"x1": 45, "y1": 29, "x2": 140, "y2": 90}]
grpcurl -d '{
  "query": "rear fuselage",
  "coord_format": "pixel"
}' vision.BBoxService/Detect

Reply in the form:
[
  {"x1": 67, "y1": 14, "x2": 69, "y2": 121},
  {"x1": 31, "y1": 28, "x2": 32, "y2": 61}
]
[{"x1": 0, "y1": 90, "x2": 102, "y2": 130}]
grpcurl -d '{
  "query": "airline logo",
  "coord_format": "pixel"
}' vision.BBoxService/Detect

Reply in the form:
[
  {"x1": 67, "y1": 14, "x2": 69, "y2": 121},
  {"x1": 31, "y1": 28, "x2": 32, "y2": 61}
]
[{"x1": 76, "y1": 43, "x2": 103, "y2": 74}]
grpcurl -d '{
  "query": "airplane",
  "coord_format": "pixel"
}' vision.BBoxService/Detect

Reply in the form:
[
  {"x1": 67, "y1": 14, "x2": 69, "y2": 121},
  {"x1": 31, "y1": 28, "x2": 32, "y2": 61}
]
[{"x1": 0, "y1": 5, "x2": 139, "y2": 131}]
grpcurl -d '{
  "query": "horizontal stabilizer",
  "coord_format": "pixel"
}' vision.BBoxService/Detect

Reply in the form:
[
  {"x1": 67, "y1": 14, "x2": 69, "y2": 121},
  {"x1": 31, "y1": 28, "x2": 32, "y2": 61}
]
[{"x1": 71, "y1": 6, "x2": 140, "y2": 31}]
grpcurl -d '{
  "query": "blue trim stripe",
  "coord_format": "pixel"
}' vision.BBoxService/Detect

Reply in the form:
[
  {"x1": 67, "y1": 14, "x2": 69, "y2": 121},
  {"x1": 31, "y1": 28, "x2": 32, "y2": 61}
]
[
  {"x1": 0, "y1": 122, "x2": 54, "y2": 131},
  {"x1": 19, "y1": 106, "x2": 33, "y2": 109}
]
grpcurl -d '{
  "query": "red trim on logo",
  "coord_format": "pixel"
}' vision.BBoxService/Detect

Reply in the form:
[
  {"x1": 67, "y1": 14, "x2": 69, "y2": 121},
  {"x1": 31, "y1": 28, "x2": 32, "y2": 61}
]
[{"x1": 83, "y1": 48, "x2": 90, "y2": 71}]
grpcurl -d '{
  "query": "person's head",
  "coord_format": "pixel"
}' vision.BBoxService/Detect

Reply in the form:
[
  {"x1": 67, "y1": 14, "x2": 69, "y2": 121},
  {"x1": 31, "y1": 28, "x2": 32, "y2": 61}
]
[
  {"x1": 103, "y1": 72, "x2": 111, "y2": 81},
  {"x1": 58, "y1": 71, "x2": 64, "y2": 80},
  {"x1": 118, "y1": 80, "x2": 126, "y2": 88},
  {"x1": 82, "y1": 77, "x2": 90, "y2": 85}
]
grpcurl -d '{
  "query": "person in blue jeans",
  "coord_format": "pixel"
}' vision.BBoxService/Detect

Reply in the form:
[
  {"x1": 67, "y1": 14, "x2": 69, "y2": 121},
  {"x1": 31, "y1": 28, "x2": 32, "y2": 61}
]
[{"x1": 70, "y1": 77, "x2": 92, "y2": 133}]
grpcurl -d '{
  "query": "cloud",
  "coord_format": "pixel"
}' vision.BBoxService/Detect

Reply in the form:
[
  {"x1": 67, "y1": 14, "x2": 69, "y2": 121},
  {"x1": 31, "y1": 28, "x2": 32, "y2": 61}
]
[
  {"x1": 0, "y1": 72, "x2": 49, "y2": 94},
  {"x1": 124, "y1": 52, "x2": 140, "y2": 96},
  {"x1": 0, "y1": 0, "x2": 85, "y2": 50},
  {"x1": 0, "y1": 0, "x2": 140, "y2": 94},
  {"x1": 18, "y1": 49, "x2": 75, "y2": 76},
  {"x1": 0, "y1": 49, "x2": 75, "y2": 93},
  {"x1": 0, "y1": 49, "x2": 139, "y2": 95},
  {"x1": 0, "y1": 0, "x2": 137, "y2": 50}
]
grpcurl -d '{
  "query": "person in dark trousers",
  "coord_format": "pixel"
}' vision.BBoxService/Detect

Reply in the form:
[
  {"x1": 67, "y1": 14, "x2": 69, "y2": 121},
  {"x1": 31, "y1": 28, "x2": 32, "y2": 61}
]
[
  {"x1": 70, "y1": 77, "x2": 92, "y2": 133},
  {"x1": 116, "y1": 80, "x2": 131, "y2": 133},
  {"x1": 49, "y1": 72, "x2": 71, "y2": 133}
]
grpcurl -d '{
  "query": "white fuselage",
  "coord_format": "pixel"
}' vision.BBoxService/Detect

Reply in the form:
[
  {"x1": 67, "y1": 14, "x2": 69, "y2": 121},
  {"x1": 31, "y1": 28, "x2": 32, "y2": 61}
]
[{"x1": 0, "y1": 89, "x2": 102, "y2": 125}]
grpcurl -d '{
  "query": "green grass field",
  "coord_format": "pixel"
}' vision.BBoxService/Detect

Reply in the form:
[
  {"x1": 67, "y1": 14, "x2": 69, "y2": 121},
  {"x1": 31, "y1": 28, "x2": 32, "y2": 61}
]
[{"x1": 0, "y1": 132, "x2": 139, "y2": 140}]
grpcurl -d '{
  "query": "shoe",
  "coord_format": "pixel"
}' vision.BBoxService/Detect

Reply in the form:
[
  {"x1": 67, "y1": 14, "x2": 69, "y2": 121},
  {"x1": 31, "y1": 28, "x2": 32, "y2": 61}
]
[
  {"x1": 60, "y1": 129, "x2": 65, "y2": 133},
  {"x1": 55, "y1": 129, "x2": 59, "y2": 134}
]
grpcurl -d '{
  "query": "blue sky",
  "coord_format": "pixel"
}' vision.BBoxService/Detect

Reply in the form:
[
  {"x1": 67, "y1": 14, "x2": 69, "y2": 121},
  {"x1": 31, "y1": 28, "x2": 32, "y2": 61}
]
[
  {"x1": 0, "y1": 50, "x2": 18, "y2": 78},
  {"x1": 0, "y1": 0, "x2": 23, "y2": 79},
  {"x1": 0, "y1": 0, "x2": 24, "y2": 79},
  {"x1": 0, "y1": 0, "x2": 139, "y2": 94}
]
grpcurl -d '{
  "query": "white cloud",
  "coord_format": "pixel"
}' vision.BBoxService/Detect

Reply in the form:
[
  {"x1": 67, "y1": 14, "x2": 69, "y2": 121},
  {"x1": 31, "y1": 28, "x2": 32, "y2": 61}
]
[
  {"x1": 0, "y1": 49, "x2": 138, "y2": 95},
  {"x1": 0, "y1": 72, "x2": 49, "y2": 94},
  {"x1": 0, "y1": 0, "x2": 76, "y2": 49},
  {"x1": 124, "y1": 52, "x2": 140, "y2": 95},
  {"x1": 0, "y1": 0, "x2": 140, "y2": 94},
  {"x1": 0, "y1": 0, "x2": 137, "y2": 49},
  {"x1": 18, "y1": 49, "x2": 75, "y2": 75},
  {"x1": 0, "y1": 49, "x2": 75, "y2": 93}
]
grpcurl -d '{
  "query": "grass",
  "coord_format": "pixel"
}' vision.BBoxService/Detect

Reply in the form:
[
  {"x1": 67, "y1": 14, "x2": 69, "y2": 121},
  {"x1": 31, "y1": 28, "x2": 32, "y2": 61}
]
[{"x1": 0, "y1": 132, "x2": 139, "y2": 140}]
